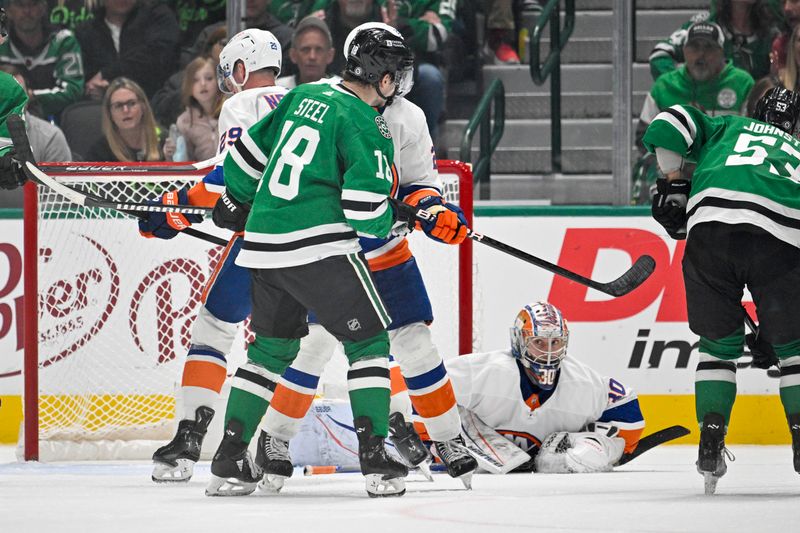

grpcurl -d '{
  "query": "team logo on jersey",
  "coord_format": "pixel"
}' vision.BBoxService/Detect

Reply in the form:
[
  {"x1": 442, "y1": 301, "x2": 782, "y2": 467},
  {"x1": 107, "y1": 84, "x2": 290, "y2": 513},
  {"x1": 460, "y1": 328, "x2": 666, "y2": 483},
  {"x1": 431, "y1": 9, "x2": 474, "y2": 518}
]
[
  {"x1": 717, "y1": 88, "x2": 737, "y2": 109},
  {"x1": 375, "y1": 115, "x2": 392, "y2": 139},
  {"x1": 347, "y1": 318, "x2": 362, "y2": 331}
]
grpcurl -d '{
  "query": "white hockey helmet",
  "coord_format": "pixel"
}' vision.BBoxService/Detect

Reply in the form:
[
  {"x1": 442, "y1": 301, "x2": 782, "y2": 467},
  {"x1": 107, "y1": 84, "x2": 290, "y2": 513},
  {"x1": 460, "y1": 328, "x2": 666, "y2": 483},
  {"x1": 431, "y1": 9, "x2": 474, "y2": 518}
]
[
  {"x1": 217, "y1": 28, "x2": 282, "y2": 94},
  {"x1": 343, "y1": 22, "x2": 414, "y2": 97},
  {"x1": 510, "y1": 301, "x2": 569, "y2": 390}
]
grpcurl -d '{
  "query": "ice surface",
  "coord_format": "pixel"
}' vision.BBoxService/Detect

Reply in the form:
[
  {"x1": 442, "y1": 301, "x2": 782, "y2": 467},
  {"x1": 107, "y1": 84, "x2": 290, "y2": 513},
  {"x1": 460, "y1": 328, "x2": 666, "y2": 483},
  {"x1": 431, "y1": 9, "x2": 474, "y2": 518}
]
[{"x1": 1, "y1": 445, "x2": 797, "y2": 533}]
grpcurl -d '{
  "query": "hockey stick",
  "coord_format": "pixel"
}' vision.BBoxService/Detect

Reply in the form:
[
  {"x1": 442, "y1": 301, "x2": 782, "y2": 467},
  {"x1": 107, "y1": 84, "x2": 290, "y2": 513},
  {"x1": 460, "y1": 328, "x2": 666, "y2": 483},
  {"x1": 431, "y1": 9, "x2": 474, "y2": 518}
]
[
  {"x1": 303, "y1": 464, "x2": 447, "y2": 476},
  {"x1": 36, "y1": 155, "x2": 224, "y2": 175},
  {"x1": 7, "y1": 115, "x2": 225, "y2": 246},
  {"x1": 391, "y1": 198, "x2": 656, "y2": 297},
  {"x1": 616, "y1": 425, "x2": 690, "y2": 466}
]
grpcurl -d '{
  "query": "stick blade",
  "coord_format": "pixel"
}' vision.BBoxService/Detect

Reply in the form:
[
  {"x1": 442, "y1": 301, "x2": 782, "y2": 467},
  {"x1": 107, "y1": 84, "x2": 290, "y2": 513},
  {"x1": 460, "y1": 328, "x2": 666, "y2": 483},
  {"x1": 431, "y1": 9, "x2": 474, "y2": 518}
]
[
  {"x1": 600, "y1": 254, "x2": 656, "y2": 297},
  {"x1": 7, "y1": 114, "x2": 35, "y2": 164},
  {"x1": 617, "y1": 425, "x2": 690, "y2": 465}
]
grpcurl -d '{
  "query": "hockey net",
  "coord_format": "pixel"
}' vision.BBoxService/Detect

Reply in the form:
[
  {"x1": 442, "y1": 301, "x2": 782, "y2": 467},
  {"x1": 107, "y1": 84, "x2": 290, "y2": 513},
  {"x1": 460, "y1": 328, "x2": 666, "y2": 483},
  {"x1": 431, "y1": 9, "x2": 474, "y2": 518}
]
[{"x1": 20, "y1": 160, "x2": 477, "y2": 461}]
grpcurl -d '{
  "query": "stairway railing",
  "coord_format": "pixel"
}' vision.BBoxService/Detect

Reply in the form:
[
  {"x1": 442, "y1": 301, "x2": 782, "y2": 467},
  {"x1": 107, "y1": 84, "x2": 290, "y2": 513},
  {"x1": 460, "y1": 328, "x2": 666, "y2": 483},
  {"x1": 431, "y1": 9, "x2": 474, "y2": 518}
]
[
  {"x1": 459, "y1": 78, "x2": 505, "y2": 200},
  {"x1": 529, "y1": 0, "x2": 575, "y2": 174}
]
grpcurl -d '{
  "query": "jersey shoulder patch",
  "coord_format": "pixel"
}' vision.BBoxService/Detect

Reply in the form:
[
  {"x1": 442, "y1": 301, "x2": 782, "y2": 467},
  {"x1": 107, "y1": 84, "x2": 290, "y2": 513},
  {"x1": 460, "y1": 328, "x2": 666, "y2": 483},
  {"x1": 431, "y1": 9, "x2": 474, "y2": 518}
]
[{"x1": 375, "y1": 115, "x2": 392, "y2": 139}]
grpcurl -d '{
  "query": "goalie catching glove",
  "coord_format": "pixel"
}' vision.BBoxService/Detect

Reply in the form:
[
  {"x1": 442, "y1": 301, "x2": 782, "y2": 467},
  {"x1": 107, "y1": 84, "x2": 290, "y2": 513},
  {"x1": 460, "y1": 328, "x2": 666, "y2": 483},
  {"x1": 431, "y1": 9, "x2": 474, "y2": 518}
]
[
  {"x1": 138, "y1": 187, "x2": 203, "y2": 239},
  {"x1": 651, "y1": 178, "x2": 690, "y2": 240},
  {"x1": 212, "y1": 189, "x2": 250, "y2": 232},
  {"x1": 534, "y1": 423, "x2": 625, "y2": 473},
  {"x1": 0, "y1": 150, "x2": 27, "y2": 190},
  {"x1": 405, "y1": 194, "x2": 469, "y2": 245}
]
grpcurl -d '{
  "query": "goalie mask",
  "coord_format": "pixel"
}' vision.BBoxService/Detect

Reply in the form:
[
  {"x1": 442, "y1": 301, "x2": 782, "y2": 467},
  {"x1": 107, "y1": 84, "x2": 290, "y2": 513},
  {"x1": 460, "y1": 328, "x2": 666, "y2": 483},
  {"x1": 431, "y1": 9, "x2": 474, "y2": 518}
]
[
  {"x1": 343, "y1": 24, "x2": 414, "y2": 101},
  {"x1": 216, "y1": 29, "x2": 282, "y2": 94},
  {"x1": 510, "y1": 302, "x2": 569, "y2": 390},
  {"x1": 753, "y1": 87, "x2": 800, "y2": 134}
]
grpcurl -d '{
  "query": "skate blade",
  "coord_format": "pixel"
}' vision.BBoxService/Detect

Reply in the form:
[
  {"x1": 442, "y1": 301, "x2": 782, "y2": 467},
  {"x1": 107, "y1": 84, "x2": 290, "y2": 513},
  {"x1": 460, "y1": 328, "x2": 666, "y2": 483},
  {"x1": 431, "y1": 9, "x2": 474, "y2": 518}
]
[
  {"x1": 416, "y1": 460, "x2": 434, "y2": 482},
  {"x1": 365, "y1": 474, "x2": 406, "y2": 498},
  {"x1": 257, "y1": 474, "x2": 288, "y2": 493},
  {"x1": 703, "y1": 472, "x2": 719, "y2": 495},
  {"x1": 151, "y1": 459, "x2": 194, "y2": 483},
  {"x1": 458, "y1": 470, "x2": 473, "y2": 490},
  {"x1": 205, "y1": 475, "x2": 257, "y2": 497}
]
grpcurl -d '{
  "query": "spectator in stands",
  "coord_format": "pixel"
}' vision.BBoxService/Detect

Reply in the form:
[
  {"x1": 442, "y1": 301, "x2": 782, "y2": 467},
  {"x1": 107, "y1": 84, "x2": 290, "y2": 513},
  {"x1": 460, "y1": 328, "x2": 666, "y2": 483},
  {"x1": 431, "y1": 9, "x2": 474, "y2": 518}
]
[
  {"x1": 484, "y1": 0, "x2": 519, "y2": 64},
  {"x1": 46, "y1": 0, "x2": 96, "y2": 31},
  {"x1": 189, "y1": 0, "x2": 293, "y2": 71},
  {"x1": 152, "y1": 26, "x2": 226, "y2": 129},
  {"x1": 649, "y1": 0, "x2": 780, "y2": 82},
  {"x1": 778, "y1": 25, "x2": 800, "y2": 89},
  {"x1": 637, "y1": 22, "x2": 754, "y2": 150},
  {"x1": 171, "y1": 56, "x2": 223, "y2": 161},
  {"x1": 277, "y1": 15, "x2": 334, "y2": 89},
  {"x1": 0, "y1": 64, "x2": 71, "y2": 161},
  {"x1": 770, "y1": 0, "x2": 800, "y2": 74},
  {"x1": 76, "y1": 0, "x2": 179, "y2": 100},
  {"x1": 0, "y1": 0, "x2": 84, "y2": 119},
  {"x1": 631, "y1": 22, "x2": 754, "y2": 204},
  {"x1": 86, "y1": 77, "x2": 171, "y2": 162}
]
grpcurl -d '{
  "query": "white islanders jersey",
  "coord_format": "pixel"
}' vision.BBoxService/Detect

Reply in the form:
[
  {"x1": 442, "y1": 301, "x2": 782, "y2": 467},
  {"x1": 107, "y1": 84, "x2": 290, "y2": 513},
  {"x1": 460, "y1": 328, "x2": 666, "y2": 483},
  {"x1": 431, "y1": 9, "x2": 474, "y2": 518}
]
[{"x1": 445, "y1": 351, "x2": 645, "y2": 452}]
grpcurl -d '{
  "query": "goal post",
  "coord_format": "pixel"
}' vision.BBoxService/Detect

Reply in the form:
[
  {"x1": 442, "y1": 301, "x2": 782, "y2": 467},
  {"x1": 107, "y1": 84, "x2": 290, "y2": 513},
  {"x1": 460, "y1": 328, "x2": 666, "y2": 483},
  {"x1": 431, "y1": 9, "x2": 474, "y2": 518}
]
[{"x1": 21, "y1": 160, "x2": 475, "y2": 461}]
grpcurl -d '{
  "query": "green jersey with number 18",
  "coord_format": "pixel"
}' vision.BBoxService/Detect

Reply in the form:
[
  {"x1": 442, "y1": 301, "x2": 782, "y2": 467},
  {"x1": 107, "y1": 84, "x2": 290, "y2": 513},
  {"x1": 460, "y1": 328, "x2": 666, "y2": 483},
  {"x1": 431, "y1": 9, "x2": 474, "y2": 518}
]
[
  {"x1": 643, "y1": 104, "x2": 800, "y2": 248},
  {"x1": 223, "y1": 82, "x2": 398, "y2": 269}
]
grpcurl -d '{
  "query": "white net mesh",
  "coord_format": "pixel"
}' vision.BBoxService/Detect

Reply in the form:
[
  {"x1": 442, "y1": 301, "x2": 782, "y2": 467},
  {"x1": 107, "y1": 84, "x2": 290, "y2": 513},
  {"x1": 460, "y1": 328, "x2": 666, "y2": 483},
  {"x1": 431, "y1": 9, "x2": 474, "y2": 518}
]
[{"x1": 26, "y1": 163, "x2": 475, "y2": 459}]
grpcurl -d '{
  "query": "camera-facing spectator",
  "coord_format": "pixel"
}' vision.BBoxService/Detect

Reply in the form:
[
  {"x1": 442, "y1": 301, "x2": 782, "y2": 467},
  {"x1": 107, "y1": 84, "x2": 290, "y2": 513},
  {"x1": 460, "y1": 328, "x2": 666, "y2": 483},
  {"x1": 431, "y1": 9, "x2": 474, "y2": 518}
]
[
  {"x1": 86, "y1": 77, "x2": 169, "y2": 162},
  {"x1": 277, "y1": 15, "x2": 334, "y2": 88},
  {"x1": 76, "y1": 0, "x2": 179, "y2": 100},
  {"x1": 170, "y1": 56, "x2": 223, "y2": 161},
  {"x1": 0, "y1": 63, "x2": 72, "y2": 161},
  {"x1": 650, "y1": 0, "x2": 779, "y2": 81},
  {"x1": 0, "y1": 0, "x2": 84, "y2": 119}
]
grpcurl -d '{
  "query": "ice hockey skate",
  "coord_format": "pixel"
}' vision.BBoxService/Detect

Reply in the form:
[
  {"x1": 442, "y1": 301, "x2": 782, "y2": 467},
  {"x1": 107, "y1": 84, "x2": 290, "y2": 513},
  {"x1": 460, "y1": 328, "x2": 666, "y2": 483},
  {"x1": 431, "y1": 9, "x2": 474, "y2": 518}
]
[
  {"x1": 255, "y1": 430, "x2": 293, "y2": 493},
  {"x1": 205, "y1": 420, "x2": 261, "y2": 496},
  {"x1": 355, "y1": 416, "x2": 408, "y2": 498},
  {"x1": 697, "y1": 412, "x2": 734, "y2": 495},
  {"x1": 788, "y1": 413, "x2": 800, "y2": 473},
  {"x1": 433, "y1": 435, "x2": 478, "y2": 489},
  {"x1": 388, "y1": 412, "x2": 433, "y2": 481},
  {"x1": 151, "y1": 406, "x2": 214, "y2": 483}
]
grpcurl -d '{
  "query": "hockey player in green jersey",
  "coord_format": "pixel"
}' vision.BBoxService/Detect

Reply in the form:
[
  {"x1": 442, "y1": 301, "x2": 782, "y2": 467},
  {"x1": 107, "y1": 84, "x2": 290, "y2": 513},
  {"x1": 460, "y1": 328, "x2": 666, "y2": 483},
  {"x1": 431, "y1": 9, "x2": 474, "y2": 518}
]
[
  {"x1": 0, "y1": 7, "x2": 30, "y2": 191},
  {"x1": 643, "y1": 88, "x2": 800, "y2": 494},
  {"x1": 207, "y1": 27, "x2": 442, "y2": 498}
]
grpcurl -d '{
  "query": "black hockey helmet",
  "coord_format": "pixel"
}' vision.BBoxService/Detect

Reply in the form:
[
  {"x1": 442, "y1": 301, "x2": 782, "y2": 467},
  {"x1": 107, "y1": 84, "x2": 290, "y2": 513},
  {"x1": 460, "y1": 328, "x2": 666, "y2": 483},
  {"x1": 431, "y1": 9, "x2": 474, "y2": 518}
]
[
  {"x1": 344, "y1": 26, "x2": 413, "y2": 99},
  {"x1": 753, "y1": 87, "x2": 800, "y2": 134}
]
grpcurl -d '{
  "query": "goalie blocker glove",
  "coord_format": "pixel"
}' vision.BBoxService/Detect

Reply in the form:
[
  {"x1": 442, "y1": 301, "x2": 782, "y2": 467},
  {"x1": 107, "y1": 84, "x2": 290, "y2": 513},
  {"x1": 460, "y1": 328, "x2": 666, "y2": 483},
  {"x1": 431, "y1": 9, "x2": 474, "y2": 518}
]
[
  {"x1": 0, "y1": 150, "x2": 27, "y2": 190},
  {"x1": 212, "y1": 189, "x2": 250, "y2": 232},
  {"x1": 651, "y1": 178, "x2": 690, "y2": 240},
  {"x1": 410, "y1": 194, "x2": 469, "y2": 245},
  {"x1": 138, "y1": 187, "x2": 204, "y2": 239}
]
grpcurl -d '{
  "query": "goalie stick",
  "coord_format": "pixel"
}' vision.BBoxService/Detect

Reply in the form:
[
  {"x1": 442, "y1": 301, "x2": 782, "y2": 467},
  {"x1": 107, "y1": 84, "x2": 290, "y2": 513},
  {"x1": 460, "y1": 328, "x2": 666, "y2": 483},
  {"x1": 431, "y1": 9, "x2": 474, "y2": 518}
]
[
  {"x1": 616, "y1": 425, "x2": 690, "y2": 466},
  {"x1": 7, "y1": 115, "x2": 224, "y2": 245},
  {"x1": 390, "y1": 198, "x2": 656, "y2": 297}
]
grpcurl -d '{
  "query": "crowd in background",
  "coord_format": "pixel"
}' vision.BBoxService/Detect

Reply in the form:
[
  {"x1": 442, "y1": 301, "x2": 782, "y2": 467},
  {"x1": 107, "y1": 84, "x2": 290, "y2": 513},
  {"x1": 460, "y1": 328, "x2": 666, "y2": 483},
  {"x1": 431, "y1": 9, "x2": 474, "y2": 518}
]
[{"x1": 0, "y1": 0, "x2": 543, "y2": 165}]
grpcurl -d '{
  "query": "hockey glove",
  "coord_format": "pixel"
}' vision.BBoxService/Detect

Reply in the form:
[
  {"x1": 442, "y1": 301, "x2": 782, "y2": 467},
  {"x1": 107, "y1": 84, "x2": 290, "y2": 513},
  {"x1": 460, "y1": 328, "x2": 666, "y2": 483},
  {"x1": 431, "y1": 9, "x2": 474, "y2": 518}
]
[
  {"x1": 212, "y1": 189, "x2": 250, "y2": 232},
  {"x1": 745, "y1": 332, "x2": 779, "y2": 370},
  {"x1": 138, "y1": 187, "x2": 203, "y2": 239},
  {"x1": 0, "y1": 150, "x2": 27, "y2": 190},
  {"x1": 651, "y1": 178, "x2": 690, "y2": 240},
  {"x1": 412, "y1": 195, "x2": 469, "y2": 245}
]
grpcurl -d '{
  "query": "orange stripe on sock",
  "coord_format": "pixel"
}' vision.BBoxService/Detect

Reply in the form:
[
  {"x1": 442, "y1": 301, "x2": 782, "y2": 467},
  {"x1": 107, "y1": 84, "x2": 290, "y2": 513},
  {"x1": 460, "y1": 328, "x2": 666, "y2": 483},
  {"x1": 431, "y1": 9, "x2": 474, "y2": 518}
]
[
  {"x1": 408, "y1": 381, "x2": 457, "y2": 418},
  {"x1": 390, "y1": 365, "x2": 408, "y2": 395},
  {"x1": 619, "y1": 427, "x2": 645, "y2": 454},
  {"x1": 413, "y1": 421, "x2": 430, "y2": 442},
  {"x1": 182, "y1": 360, "x2": 227, "y2": 392},
  {"x1": 270, "y1": 383, "x2": 315, "y2": 419}
]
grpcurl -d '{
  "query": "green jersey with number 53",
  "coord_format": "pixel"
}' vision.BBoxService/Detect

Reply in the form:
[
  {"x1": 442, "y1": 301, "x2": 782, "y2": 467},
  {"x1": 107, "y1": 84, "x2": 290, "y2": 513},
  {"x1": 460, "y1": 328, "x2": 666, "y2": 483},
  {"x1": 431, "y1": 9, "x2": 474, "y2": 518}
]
[
  {"x1": 223, "y1": 82, "x2": 398, "y2": 269},
  {"x1": 643, "y1": 104, "x2": 800, "y2": 248}
]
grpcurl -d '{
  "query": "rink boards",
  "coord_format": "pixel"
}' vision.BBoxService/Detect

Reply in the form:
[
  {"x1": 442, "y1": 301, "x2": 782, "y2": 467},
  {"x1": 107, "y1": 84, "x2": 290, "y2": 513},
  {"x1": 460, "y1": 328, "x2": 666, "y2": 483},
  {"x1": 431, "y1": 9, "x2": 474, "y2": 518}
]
[{"x1": 0, "y1": 207, "x2": 791, "y2": 444}]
